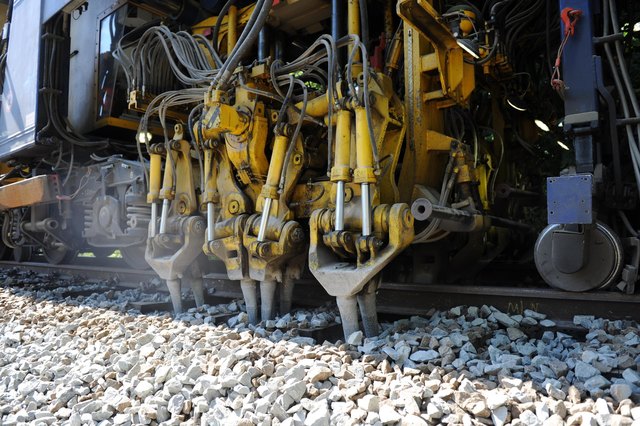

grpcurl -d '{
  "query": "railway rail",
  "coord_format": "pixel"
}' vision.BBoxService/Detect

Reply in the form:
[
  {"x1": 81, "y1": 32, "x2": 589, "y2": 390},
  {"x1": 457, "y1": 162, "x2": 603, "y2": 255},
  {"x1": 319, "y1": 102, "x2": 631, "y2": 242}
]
[
  {"x1": 1, "y1": 260, "x2": 638, "y2": 330},
  {"x1": 0, "y1": 0, "x2": 639, "y2": 341}
]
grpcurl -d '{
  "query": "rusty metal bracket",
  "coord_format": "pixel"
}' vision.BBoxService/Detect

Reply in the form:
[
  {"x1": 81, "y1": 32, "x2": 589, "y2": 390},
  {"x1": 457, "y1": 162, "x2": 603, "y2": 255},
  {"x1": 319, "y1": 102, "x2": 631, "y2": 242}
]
[{"x1": 0, "y1": 175, "x2": 60, "y2": 210}]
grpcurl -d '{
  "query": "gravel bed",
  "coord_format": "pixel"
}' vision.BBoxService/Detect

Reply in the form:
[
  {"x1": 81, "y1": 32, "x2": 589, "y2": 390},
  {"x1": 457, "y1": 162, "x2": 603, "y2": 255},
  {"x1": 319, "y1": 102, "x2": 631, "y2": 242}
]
[{"x1": 0, "y1": 274, "x2": 639, "y2": 426}]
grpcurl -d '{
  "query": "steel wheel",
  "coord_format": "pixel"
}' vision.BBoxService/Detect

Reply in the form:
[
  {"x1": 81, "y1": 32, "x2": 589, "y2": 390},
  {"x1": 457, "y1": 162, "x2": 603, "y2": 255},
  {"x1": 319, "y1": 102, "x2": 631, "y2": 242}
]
[
  {"x1": 121, "y1": 244, "x2": 149, "y2": 270},
  {"x1": 535, "y1": 222, "x2": 623, "y2": 292},
  {"x1": 43, "y1": 244, "x2": 76, "y2": 265},
  {"x1": 0, "y1": 238, "x2": 11, "y2": 260},
  {"x1": 0, "y1": 215, "x2": 12, "y2": 260},
  {"x1": 13, "y1": 246, "x2": 32, "y2": 262}
]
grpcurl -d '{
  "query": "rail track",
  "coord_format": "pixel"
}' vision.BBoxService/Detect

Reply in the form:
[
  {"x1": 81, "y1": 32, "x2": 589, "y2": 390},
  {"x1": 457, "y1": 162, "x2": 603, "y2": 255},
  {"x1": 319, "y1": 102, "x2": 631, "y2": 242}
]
[{"x1": 1, "y1": 259, "x2": 638, "y2": 329}]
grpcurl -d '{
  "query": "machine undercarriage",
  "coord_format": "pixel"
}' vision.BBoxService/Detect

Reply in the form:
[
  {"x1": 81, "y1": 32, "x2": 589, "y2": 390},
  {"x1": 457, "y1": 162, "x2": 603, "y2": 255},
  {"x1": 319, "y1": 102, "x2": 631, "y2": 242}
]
[{"x1": 0, "y1": 0, "x2": 638, "y2": 338}]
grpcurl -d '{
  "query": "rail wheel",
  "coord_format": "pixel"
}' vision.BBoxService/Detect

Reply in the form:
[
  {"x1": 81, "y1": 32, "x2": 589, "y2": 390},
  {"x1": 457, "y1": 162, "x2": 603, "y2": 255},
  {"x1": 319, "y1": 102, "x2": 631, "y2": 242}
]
[
  {"x1": 121, "y1": 244, "x2": 149, "y2": 270},
  {"x1": 535, "y1": 222, "x2": 623, "y2": 291},
  {"x1": 0, "y1": 214, "x2": 13, "y2": 260},
  {"x1": 0, "y1": 236, "x2": 11, "y2": 260},
  {"x1": 43, "y1": 244, "x2": 76, "y2": 265},
  {"x1": 13, "y1": 246, "x2": 32, "y2": 262},
  {"x1": 0, "y1": 244, "x2": 10, "y2": 260}
]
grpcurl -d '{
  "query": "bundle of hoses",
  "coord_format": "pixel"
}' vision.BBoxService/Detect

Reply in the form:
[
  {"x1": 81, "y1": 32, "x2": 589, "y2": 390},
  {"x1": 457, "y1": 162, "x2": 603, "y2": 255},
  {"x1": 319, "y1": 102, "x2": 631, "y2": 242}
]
[
  {"x1": 115, "y1": 26, "x2": 220, "y2": 90},
  {"x1": 135, "y1": 88, "x2": 205, "y2": 187},
  {"x1": 115, "y1": 0, "x2": 273, "y2": 92},
  {"x1": 127, "y1": 0, "x2": 274, "y2": 189},
  {"x1": 214, "y1": 0, "x2": 274, "y2": 89},
  {"x1": 601, "y1": 0, "x2": 640, "y2": 196}
]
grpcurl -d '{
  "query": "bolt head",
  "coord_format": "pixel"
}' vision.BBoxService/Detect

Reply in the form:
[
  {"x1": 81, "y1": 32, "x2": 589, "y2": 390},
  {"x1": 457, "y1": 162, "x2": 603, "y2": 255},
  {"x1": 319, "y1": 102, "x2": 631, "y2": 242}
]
[
  {"x1": 291, "y1": 228, "x2": 304, "y2": 243},
  {"x1": 98, "y1": 206, "x2": 112, "y2": 228}
]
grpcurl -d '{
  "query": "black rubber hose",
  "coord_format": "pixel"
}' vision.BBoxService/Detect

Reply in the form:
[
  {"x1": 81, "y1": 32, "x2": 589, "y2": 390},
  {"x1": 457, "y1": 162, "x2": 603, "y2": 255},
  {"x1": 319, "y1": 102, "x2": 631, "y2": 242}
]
[
  {"x1": 217, "y1": 0, "x2": 273, "y2": 89},
  {"x1": 258, "y1": 26, "x2": 269, "y2": 61},
  {"x1": 212, "y1": 0, "x2": 237, "y2": 53},
  {"x1": 215, "y1": 0, "x2": 266, "y2": 82},
  {"x1": 332, "y1": 0, "x2": 345, "y2": 66},
  {"x1": 359, "y1": 0, "x2": 369, "y2": 52}
]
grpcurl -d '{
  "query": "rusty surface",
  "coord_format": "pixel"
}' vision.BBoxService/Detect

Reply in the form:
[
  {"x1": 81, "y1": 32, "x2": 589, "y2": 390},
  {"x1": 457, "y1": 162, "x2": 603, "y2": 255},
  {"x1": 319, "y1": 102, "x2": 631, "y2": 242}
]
[{"x1": 0, "y1": 175, "x2": 60, "y2": 210}]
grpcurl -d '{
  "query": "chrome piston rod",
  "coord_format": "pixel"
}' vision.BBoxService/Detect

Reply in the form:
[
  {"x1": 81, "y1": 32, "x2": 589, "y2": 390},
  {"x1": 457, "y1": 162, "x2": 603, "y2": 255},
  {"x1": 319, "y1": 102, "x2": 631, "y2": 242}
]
[
  {"x1": 361, "y1": 183, "x2": 371, "y2": 236},
  {"x1": 207, "y1": 202, "x2": 215, "y2": 242},
  {"x1": 150, "y1": 202, "x2": 158, "y2": 237},
  {"x1": 159, "y1": 199, "x2": 170, "y2": 234},
  {"x1": 257, "y1": 197, "x2": 272, "y2": 242},
  {"x1": 335, "y1": 181, "x2": 345, "y2": 231}
]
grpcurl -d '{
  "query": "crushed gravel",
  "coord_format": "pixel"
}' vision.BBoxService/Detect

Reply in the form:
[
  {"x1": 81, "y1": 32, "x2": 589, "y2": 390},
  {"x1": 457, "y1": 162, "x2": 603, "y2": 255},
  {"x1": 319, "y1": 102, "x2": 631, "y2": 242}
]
[{"x1": 0, "y1": 271, "x2": 638, "y2": 426}]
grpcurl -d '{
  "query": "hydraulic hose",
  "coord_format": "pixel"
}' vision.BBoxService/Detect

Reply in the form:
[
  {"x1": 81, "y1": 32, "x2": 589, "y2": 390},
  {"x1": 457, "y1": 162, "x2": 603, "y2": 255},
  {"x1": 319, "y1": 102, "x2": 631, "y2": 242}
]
[
  {"x1": 212, "y1": 0, "x2": 237, "y2": 53},
  {"x1": 216, "y1": 0, "x2": 273, "y2": 89}
]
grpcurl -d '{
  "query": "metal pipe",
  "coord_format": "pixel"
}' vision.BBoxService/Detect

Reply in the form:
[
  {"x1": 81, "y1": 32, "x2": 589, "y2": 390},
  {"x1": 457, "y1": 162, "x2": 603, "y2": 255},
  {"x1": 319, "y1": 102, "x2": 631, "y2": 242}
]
[
  {"x1": 335, "y1": 181, "x2": 345, "y2": 231},
  {"x1": 207, "y1": 202, "x2": 215, "y2": 242},
  {"x1": 258, "y1": 26, "x2": 269, "y2": 61},
  {"x1": 616, "y1": 117, "x2": 640, "y2": 126},
  {"x1": 593, "y1": 33, "x2": 624, "y2": 44},
  {"x1": 150, "y1": 202, "x2": 158, "y2": 237},
  {"x1": 227, "y1": 5, "x2": 238, "y2": 53},
  {"x1": 274, "y1": 32, "x2": 284, "y2": 61},
  {"x1": 361, "y1": 183, "x2": 371, "y2": 236},
  {"x1": 257, "y1": 197, "x2": 272, "y2": 242},
  {"x1": 347, "y1": 0, "x2": 360, "y2": 62},
  {"x1": 332, "y1": 0, "x2": 345, "y2": 65},
  {"x1": 23, "y1": 219, "x2": 57, "y2": 233},
  {"x1": 494, "y1": 184, "x2": 538, "y2": 199},
  {"x1": 412, "y1": 198, "x2": 471, "y2": 222},
  {"x1": 487, "y1": 215, "x2": 535, "y2": 232},
  {"x1": 159, "y1": 199, "x2": 170, "y2": 234}
]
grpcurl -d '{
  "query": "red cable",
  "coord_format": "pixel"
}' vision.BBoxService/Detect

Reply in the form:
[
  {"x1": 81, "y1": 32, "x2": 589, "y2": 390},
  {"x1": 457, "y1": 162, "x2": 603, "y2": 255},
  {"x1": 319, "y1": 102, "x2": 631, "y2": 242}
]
[{"x1": 551, "y1": 8, "x2": 582, "y2": 95}]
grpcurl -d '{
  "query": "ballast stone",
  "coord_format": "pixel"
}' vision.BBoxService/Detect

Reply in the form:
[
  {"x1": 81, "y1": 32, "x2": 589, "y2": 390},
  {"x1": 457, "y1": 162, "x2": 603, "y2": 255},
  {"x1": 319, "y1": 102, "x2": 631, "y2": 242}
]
[{"x1": 0, "y1": 277, "x2": 638, "y2": 426}]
